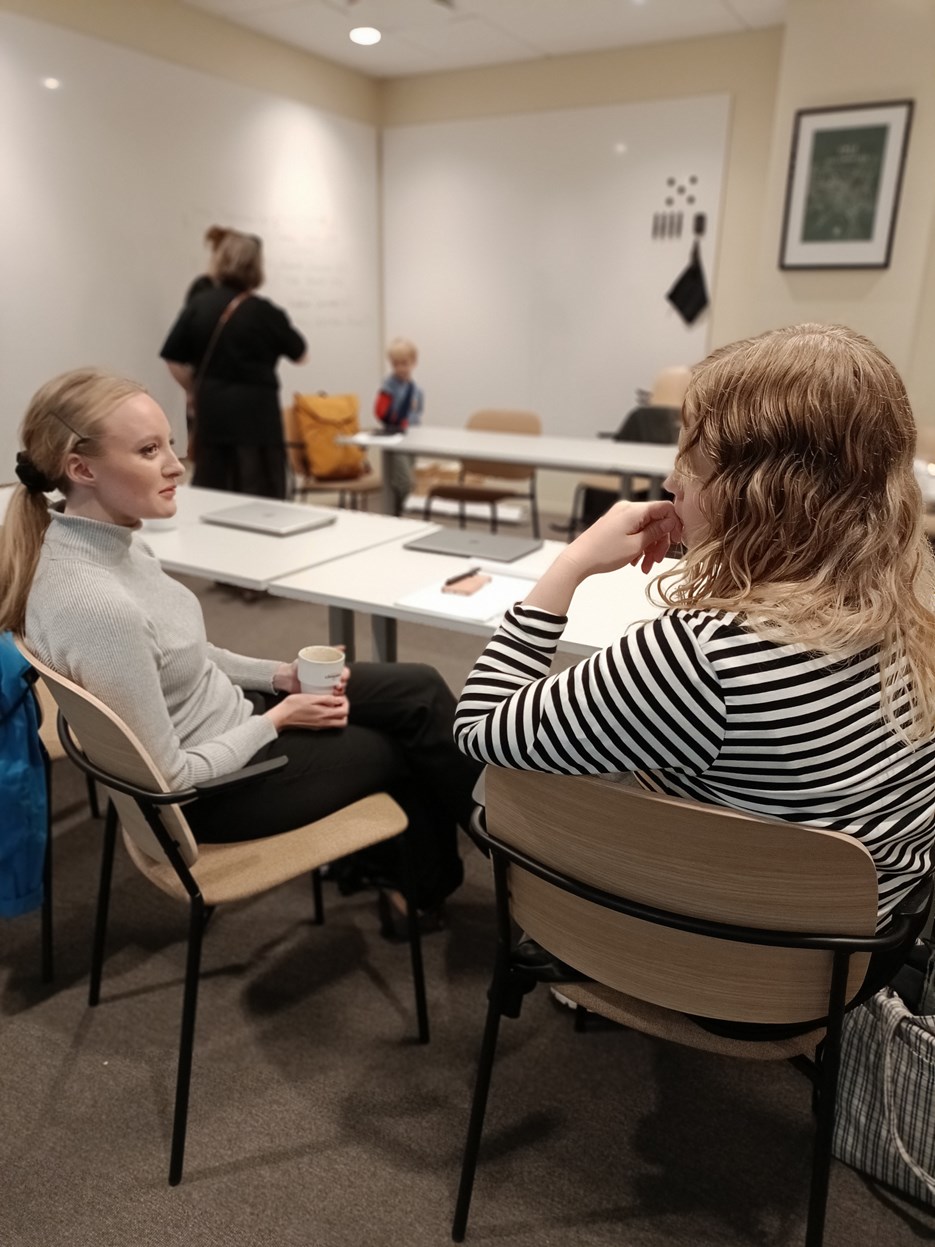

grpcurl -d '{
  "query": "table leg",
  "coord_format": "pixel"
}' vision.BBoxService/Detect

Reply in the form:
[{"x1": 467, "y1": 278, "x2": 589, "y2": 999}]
[
  {"x1": 328, "y1": 607, "x2": 356, "y2": 663},
  {"x1": 379, "y1": 448, "x2": 398, "y2": 514},
  {"x1": 371, "y1": 616, "x2": 398, "y2": 664}
]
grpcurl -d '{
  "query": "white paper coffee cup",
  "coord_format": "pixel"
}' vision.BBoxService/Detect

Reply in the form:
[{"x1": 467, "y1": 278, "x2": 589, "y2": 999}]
[{"x1": 297, "y1": 645, "x2": 344, "y2": 694}]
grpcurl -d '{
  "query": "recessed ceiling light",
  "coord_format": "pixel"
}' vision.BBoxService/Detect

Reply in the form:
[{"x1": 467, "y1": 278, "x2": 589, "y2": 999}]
[
  {"x1": 350, "y1": 27, "x2": 381, "y2": 46},
  {"x1": 41, "y1": 77, "x2": 61, "y2": 90},
  {"x1": 614, "y1": 142, "x2": 628, "y2": 155}
]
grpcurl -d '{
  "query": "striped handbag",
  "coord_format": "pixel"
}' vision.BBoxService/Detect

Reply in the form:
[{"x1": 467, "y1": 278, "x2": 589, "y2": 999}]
[{"x1": 832, "y1": 987, "x2": 935, "y2": 1206}]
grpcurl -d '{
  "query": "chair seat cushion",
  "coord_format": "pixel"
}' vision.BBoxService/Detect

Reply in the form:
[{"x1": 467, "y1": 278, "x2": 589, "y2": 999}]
[
  {"x1": 555, "y1": 980, "x2": 825, "y2": 1060},
  {"x1": 296, "y1": 473, "x2": 382, "y2": 493},
  {"x1": 124, "y1": 793, "x2": 407, "y2": 905},
  {"x1": 428, "y1": 484, "x2": 523, "y2": 504}
]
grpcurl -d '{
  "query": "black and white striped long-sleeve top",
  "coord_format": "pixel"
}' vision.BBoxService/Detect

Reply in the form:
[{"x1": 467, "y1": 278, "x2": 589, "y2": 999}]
[{"x1": 454, "y1": 603, "x2": 935, "y2": 928}]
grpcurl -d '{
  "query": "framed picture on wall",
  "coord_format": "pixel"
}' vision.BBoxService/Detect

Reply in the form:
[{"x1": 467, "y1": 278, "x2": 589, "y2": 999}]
[{"x1": 779, "y1": 99, "x2": 913, "y2": 270}]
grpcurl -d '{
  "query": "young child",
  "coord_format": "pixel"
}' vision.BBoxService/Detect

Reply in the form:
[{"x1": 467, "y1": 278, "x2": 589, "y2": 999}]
[{"x1": 374, "y1": 337, "x2": 423, "y2": 515}]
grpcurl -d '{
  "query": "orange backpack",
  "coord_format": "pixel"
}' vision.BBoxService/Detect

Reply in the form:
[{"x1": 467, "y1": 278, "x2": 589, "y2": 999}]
[{"x1": 290, "y1": 393, "x2": 367, "y2": 481}]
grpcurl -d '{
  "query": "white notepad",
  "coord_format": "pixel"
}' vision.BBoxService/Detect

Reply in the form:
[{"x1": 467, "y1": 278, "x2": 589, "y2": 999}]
[{"x1": 396, "y1": 572, "x2": 536, "y2": 623}]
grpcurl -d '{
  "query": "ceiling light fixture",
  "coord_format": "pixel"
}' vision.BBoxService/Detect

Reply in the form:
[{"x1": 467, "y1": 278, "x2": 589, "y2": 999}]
[
  {"x1": 350, "y1": 26, "x2": 381, "y2": 46},
  {"x1": 41, "y1": 77, "x2": 61, "y2": 89}
]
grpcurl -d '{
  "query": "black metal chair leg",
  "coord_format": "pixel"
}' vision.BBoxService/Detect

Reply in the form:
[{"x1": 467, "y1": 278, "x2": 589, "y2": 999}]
[
  {"x1": 311, "y1": 868, "x2": 324, "y2": 925},
  {"x1": 168, "y1": 897, "x2": 207, "y2": 1186},
  {"x1": 40, "y1": 809, "x2": 53, "y2": 984},
  {"x1": 406, "y1": 894, "x2": 429, "y2": 1044},
  {"x1": 88, "y1": 800, "x2": 119, "y2": 1007},
  {"x1": 86, "y1": 775, "x2": 101, "y2": 819},
  {"x1": 574, "y1": 1004, "x2": 587, "y2": 1032},
  {"x1": 529, "y1": 483, "x2": 540, "y2": 539},
  {"x1": 804, "y1": 953, "x2": 849, "y2": 1247},
  {"x1": 490, "y1": 504, "x2": 498, "y2": 534},
  {"x1": 452, "y1": 974, "x2": 507, "y2": 1242}
]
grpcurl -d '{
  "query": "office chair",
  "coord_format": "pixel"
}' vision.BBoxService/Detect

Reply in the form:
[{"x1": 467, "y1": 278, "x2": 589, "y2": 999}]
[
  {"x1": 452, "y1": 767, "x2": 929, "y2": 1246},
  {"x1": 17, "y1": 640, "x2": 428, "y2": 1186},
  {"x1": 558, "y1": 403, "x2": 681, "y2": 537},
  {"x1": 423, "y1": 410, "x2": 541, "y2": 538}
]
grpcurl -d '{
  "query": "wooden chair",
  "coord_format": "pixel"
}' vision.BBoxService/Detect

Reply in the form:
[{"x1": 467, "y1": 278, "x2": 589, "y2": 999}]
[
  {"x1": 452, "y1": 768, "x2": 930, "y2": 1246},
  {"x1": 423, "y1": 410, "x2": 541, "y2": 538},
  {"x1": 16, "y1": 640, "x2": 428, "y2": 1186},
  {"x1": 283, "y1": 398, "x2": 383, "y2": 510}
]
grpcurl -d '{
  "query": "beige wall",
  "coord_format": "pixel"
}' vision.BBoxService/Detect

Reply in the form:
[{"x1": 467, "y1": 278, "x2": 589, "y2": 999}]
[
  {"x1": 753, "y1": 0, "x2": 935, "y2": 421},
  {"x1": 0, "y1": 0, "x2": 379, "y2": 123}
]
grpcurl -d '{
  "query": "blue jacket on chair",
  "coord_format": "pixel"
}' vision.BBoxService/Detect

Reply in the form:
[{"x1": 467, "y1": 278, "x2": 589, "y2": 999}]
[{"x1": 0, "y1": 632, "x2": 48, "y2": 917}]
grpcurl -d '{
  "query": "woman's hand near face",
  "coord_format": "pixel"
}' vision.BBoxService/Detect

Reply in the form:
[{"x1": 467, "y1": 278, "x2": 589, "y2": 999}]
[
  {"x1": 565, "y1": 500, "x2": 683, "y2": 578},
  {"x1": 523, "y1": 500, "x2": 683, "y2": 616},
  {"x1": 264, "y1": 691, "x2": 350, "y2": 732}
]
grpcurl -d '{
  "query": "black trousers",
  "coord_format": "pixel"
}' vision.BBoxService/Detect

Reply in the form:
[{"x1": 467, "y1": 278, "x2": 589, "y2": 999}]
[
  {"x1": 185, "y1": 663, "x2": 482, "y2": 911},
  {"x1": 193, "y1": 443, "x2": 287, "y2": 500}
]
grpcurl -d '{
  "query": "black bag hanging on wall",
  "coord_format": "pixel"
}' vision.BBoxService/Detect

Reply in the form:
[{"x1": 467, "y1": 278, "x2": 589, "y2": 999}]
[{"x1": 667, "y1": 240, "x2": 709, "y2": 325}]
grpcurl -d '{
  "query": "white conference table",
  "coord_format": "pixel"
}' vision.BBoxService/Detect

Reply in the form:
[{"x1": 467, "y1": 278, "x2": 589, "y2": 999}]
[
  {"x1": 269, "y1": 532, "x2": 670, "y2": 661},
  {"x1": 137, "y1": 486, "x2": 434, "y2": 617},
  {"x1": 349, "y1": 426, "x2": 677, "y2": 513}
]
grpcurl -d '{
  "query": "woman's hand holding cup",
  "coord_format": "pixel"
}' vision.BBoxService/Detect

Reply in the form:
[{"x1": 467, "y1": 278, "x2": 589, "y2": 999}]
[{"x1": 268, "y1": 645, "x2": 351, "y2": 731}]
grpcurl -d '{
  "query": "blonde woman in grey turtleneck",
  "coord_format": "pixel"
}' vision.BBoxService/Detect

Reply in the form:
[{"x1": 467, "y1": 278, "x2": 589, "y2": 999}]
[{"x1": 3, "y1": 369, "x2": 480, "y2": 924}]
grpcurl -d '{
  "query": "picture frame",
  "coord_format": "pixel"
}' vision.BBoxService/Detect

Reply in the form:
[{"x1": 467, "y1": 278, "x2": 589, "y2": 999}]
[{"x1": 779, "y1": 100, "x2": 913, "y2": 270}]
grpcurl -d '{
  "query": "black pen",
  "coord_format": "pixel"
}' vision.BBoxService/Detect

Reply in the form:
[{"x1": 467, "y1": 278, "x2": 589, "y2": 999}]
[{"x1": 444, "y1": 565, "x2": 481, "y2": 587}]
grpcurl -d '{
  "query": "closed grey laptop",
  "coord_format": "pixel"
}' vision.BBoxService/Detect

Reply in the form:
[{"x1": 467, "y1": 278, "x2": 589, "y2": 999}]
[
  {"x1": 403, "y1": 528, "x2": 542, "y2": 562},
  {"x1": 201, "y1": 502, "x2": 337, "y2": 537}
]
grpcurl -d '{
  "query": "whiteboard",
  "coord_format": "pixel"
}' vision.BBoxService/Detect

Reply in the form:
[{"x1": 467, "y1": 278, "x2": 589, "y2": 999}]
[
  {"x1": 0, "y1": 12, "x2": 380, "y2": 474},
  {"x1": 382, "y1": 96, "x2": 730, "y2": 437}
]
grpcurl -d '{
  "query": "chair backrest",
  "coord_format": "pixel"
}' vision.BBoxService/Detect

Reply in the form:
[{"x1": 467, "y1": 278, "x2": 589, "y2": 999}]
[
  {"x1": 484, "y1": 768, "x2": 879, "y2": 1025},
  {"x1": 462, "y1": 409, "x2": 541, "y2": 481},
  {"x1": 34, "y1": 676, "x2": 65, "y2": 762},
  {"x1": 649, "y1": 365, "x2": 691, "y2": 408},
  {"x1": 14, "y1": 639, "x2": 199, "y2": 868},
  {"x1": 614, "y1": 404, "x2": 681, "y2": 445}
]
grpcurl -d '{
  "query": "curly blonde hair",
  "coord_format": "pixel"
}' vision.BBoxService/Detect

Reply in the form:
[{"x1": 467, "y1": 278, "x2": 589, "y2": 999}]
[{"x1": 658, "y1": 323, "x2": 935, "y2": 742}]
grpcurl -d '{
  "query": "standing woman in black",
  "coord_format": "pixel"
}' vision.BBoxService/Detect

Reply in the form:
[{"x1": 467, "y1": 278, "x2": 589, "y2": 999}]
[{"x1": 161, "y1": 231, "x2": 307, "y2": 499}]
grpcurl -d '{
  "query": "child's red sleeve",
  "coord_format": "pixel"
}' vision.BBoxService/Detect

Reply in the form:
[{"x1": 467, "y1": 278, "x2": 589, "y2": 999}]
[{"x1": 375, "y1": 389, "x2": 392, "y2": 423}]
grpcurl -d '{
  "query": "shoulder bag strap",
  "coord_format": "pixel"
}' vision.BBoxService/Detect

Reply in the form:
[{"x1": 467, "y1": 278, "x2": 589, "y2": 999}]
[{"x1": 192, "y1": 291, "x2": 251, "y2": 399}]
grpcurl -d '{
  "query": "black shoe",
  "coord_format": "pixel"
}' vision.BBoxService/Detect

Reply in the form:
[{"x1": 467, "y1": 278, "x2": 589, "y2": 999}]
[
  {"x1": 512, "y1": 937, "x2": 589, "y2": 983},
  {"x1": 377, "y1": 890, "x2": 447, "y2": 942}
]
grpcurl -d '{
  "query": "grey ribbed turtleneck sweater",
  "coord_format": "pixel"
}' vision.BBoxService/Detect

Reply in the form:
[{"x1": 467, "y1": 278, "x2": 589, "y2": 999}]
[{"x1": 25, "y1": 511, "x2": 279, "y2": 789}]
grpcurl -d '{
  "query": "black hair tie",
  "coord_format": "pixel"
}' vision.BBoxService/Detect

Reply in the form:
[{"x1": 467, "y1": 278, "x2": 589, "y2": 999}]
[{"x1": 15, "y1": 452, "x2": 53, "y2": 494}]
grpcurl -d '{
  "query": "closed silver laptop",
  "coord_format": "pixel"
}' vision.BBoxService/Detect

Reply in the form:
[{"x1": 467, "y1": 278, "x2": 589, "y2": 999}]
[
  {"x1": 201, "y1": 502, "x2": 337, "y2": 537},
  {"x1": 403, "y1": 528, "x2": 542, "y2": 562}
]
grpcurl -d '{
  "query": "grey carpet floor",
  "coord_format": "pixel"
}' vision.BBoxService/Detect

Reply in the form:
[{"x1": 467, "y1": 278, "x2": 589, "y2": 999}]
[{"x1": 2, "y1": 571, "x2": 934, "y2": 1247}]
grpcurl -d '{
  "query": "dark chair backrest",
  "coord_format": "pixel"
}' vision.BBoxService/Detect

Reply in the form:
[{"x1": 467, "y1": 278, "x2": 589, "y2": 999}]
[{"x1": 613, "y1": 404, "x2": 681, "y2": 445}]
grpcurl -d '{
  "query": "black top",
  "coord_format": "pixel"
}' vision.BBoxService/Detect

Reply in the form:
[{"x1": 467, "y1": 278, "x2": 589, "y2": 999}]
[
  {"x1": 160, "y1": 285, "x2": 306, "y2": 447},
  {"x1": 184, "y1": 274, "x2": 214, "y2": 304}
]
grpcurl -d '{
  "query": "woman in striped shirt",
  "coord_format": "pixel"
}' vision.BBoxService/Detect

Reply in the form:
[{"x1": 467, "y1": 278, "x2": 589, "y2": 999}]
[{"x1": 455, "y1": 324, "x2": 935, "y2": 959}]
